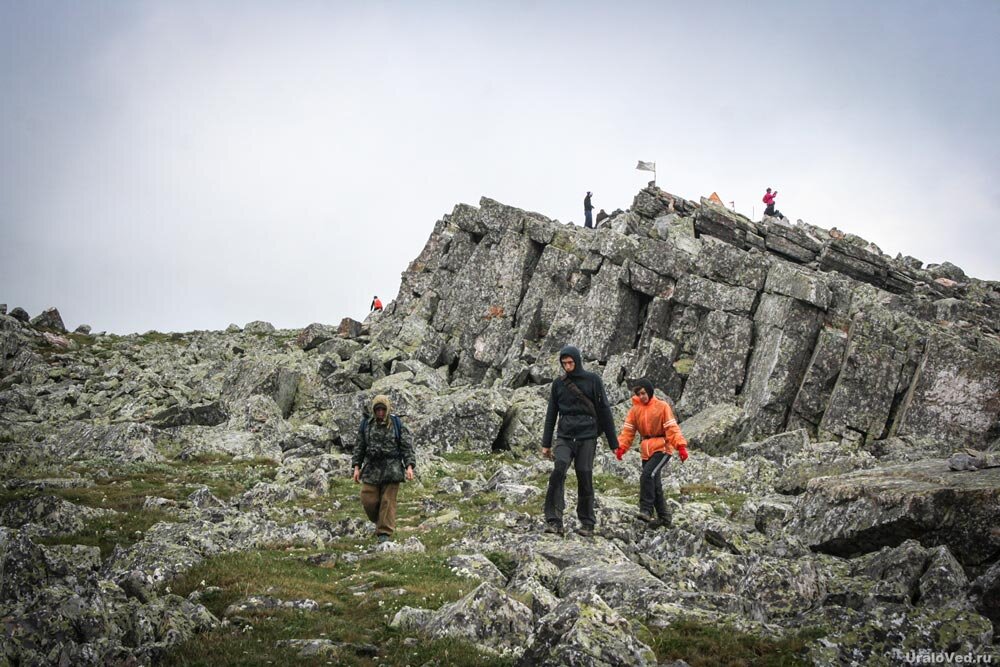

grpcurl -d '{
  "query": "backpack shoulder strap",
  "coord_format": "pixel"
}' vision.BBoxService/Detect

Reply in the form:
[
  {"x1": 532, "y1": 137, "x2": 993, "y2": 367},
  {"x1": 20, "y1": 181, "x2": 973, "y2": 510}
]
[
  {"x1": 562, "y1": 374, "x2": 598, "y2": 418},
  {"x1": 391, "y1": 415, "x2": 403, "y2": 442}
]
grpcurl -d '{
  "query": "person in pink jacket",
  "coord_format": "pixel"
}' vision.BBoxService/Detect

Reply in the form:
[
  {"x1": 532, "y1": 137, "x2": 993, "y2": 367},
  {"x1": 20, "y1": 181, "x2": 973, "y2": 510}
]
[{"x1": 762, "y1": 187, "x2": 785, "y2": 220}]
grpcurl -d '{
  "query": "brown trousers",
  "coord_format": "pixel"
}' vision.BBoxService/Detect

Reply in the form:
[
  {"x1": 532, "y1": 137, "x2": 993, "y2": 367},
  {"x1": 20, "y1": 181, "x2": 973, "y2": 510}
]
[{"x1": 360, "y1": 482, "x2": 400, "y2": 536}]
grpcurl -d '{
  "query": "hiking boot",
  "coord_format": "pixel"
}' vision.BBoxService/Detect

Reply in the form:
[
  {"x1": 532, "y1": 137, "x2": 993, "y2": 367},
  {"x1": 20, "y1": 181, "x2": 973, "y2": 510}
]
[
  {"x1": 636, "y1": 511, "x2": 653, "y2": 523},
  {"x1": 648, "y1": 516, "x2": 670, "y2": 529},
  {"x1": 544, "y1": 522, "x2": 564, "y2": 536},
  {"x1": 575, "y1": 526, "x2": 594, "y2": 538},
  {"x1": 376, "y1": 534, "x2": 391, "y2": 544}
]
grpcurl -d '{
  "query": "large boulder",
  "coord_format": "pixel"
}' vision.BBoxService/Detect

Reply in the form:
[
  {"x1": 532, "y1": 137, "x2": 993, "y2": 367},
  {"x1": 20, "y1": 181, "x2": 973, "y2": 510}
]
[
  {"x1": 969, "y1": 560, "x2": 1000, "y2": 639},
  {"x1": 740, "y1": 294, "x2": 823, "y2": 439},
  {"x1": 895, "y1": 334, "x2": 1000, "y2": 449},
  {"x1": 570, "y1": 263, "x2": 644, "y2": 363},
  {"x1": 421, "y1": 582, "x2": 533, "y2": 655},
  {"x1": 221, "y1": 358, "x2": 300, "y2": 419},
  {"x1": 517, "y1": 591, "x2": 657, "y2": 667},
  {"x1": 29, "y1": 307, "x2": 66, "y2": 333},
  {"x1": 789, "y1": 460, "x2": 1000, "y2": 566},
  {"x1": 295, "y1": 323, "x2": 338, "y2": 351},
  {"x1": 150, "y1": 401, "x2": 228, "y2": 428},
  {"x1": 678, "y1": 403, "x2": 747, "y2": 456},
  {"x1": 413, "y1": 387, "x2": 509, "y2": 454},
  {"x1": 0, "y1": 495, "x2": 116, "y2": 539},
  {"x1": 676, "y1": 311, "x2": 752, "y2": 418}
]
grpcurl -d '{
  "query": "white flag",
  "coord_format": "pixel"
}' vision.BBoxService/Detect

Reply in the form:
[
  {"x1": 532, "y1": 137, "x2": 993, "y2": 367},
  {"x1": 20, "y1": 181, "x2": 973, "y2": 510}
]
[{"x1": 636, "y1": 160, "x2": 656, "y2": 172}]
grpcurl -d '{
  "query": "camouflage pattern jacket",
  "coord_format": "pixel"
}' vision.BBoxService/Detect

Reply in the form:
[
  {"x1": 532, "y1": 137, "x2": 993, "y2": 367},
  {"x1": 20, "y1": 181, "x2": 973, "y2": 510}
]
[{"x1": 352, "y1": 415, "x2": 416, "y2": 485}]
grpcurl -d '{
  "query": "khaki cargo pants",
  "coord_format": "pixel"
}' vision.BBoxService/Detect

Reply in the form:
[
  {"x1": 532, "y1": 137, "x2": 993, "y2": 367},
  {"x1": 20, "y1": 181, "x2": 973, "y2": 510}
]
[{"x1": 360, "y1": 482, "x2": 399, "y2": 536}]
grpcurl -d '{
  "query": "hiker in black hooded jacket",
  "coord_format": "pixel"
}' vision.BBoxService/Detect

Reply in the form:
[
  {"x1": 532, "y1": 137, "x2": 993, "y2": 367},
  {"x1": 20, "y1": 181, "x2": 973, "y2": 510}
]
[{"x1": 541, "y1": 345, "x2": 618, "y2": 537}]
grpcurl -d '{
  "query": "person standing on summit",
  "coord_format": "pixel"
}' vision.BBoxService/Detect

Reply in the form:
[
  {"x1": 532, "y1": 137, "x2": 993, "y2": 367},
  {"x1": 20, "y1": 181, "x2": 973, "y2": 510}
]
[
  {"x1": 583, "y1": 191, "x2": 595, "y2": 229},
  {"x1": 541, "y1": 345, "x2": 618, "y2": 537},
  {"x1": 762, "y1": 187, "x2": 785, "y2": 220}
]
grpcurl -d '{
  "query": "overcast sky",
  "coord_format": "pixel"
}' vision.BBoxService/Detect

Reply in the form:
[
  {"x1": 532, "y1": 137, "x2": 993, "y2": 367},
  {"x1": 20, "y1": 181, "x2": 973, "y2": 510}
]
[{"x1": 2, "y1": 1, "x2": 998, "y2": 334}]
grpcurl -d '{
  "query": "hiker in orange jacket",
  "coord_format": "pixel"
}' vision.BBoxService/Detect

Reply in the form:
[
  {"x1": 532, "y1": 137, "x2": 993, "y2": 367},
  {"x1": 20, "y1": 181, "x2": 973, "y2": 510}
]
[{"x1": 615, "y1": 378, "x2": 689, "y2": 525}]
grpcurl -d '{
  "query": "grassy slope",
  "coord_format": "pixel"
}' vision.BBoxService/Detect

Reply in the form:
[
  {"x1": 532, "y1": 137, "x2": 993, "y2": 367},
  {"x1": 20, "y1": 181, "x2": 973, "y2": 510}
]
[{"x1": 10, "y1": 448, "x2": 818, "y2": 666}]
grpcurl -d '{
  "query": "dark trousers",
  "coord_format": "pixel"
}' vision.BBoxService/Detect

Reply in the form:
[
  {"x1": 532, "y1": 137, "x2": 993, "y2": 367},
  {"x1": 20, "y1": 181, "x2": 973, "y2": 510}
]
[
  {"x1": 764, "y1": 204, "x2": 784, "y2": 219},
  {"x1": 584, "y1": 210, "x2": 593, "y2": 228},
  {"x1": 544, "y1": 438, "x2": 596, "y2": 528},
  {"x1": 640, "y1": 452, "x2": 670, "y2": 518}
]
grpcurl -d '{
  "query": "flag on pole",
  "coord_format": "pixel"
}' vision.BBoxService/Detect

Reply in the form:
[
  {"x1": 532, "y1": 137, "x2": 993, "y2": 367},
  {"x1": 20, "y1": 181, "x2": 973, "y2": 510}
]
[{"x1": 636, "y1": 160, "x2": 656, "y2": 172}]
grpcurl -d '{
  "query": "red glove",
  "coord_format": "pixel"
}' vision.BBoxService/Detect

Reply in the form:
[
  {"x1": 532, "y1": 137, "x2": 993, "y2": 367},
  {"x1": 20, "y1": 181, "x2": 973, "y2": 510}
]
[
  {"x1": 677, "y1": 445, "x2": 689, "y2": 462},
  {"x1": 614, "y1": 446, "x2": 626, "y2": 461}
]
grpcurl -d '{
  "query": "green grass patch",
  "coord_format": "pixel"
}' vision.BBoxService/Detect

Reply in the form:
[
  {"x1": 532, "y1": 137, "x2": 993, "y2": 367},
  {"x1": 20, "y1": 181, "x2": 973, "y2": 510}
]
[
  {"x1": 675, "y1": 484, "x2": 748, "y2": 516},
  {"x1": 164, "y1": 549, "x2": 511, "y2": 667},
  {"x1": 138, "y1": 331, "x2": 187, "y2": 346},
  {"x1": 640, "y1": 619, "x2": 824, "y2": 666},
  {"x1": 593, "y1": 472, "x2": 633, "y2": 497}
]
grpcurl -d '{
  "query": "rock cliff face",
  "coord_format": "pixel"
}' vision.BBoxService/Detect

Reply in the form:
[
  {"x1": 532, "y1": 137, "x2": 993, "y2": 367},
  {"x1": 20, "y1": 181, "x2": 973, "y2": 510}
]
[
  {"x1": 382, "y1": 187, "x2": 1000, "y2": 447},
  {"x1": 2, "y1": 186, "x2": 999, "y2": 664}
]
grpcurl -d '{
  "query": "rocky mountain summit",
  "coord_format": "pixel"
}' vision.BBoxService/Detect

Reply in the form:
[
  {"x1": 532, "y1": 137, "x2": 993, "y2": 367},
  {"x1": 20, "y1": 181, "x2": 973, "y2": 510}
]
[{"x1": 2, "y1": 186, "x2": 999, "y2": 666}]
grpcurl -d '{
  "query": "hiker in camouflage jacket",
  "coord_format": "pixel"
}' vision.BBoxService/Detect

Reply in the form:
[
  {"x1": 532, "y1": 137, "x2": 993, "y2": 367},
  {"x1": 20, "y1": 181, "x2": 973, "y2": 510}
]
[{"x1": 352, "y1": 394, "x2": 416, "y2": 542}]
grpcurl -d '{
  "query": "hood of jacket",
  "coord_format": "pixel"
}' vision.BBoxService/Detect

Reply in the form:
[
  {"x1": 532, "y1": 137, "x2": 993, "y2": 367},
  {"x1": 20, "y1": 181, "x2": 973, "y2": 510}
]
[
  {"x1": 371, "y1": 394, "x2": 392, "y2": 424},
  {"x1": 558, "y1": 345, "x2": 584, "y2": 376},
  {"x1": 631, "y1": 378, "x2": 655, "y2": 401}
]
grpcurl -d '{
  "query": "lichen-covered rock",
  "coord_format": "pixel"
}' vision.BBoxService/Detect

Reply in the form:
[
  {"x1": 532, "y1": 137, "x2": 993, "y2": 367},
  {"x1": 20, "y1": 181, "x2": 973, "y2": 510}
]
[
  {"x1": 804, "y1": 604, "x2": 994, "y2": 666},
  {"x1": 390, "y1": 605, "x2": 434, "y2": 631},
  {"x1": 569, "y1": 263, "x2": 643, "y2": 363},
  {"x1": 775, "y1": 441, "x2": 876, "y2": 494},
  {"x1": 150, "y1": 401, "x2": 227, "y2": 427},
  {"x1": 517, "y1": 591, "x2": 657, "y2": 667},
  {"x1": 446, "y1": 554, "x2": 508, "y2": 587},
  {"x1": 0, "y1": 495, "x2": 116, "y2": 538},
  {"x1": 741, "y1": 295, "x2": 824, "y2": 438},
  {"x1": 244, "y1": 320, "x2": 276, "y2": 334},
  {"x1": 969, "y1": 560, "x2": 1000, "y2": 639},
  {"x1": 421, "y1": 582, "x2": 533, "y2": 654},
  {"x1": 40, "y1": 422, "x2": 163, "y2": 464},
  {"x1": 0, "y1": 528, "x2": 50, "y2": 603},
  {"x1": 818, "y1": 314, "x2": 908, "y2": 442},
  {"x1": 676, "y1": 311, "x2": 752, "y2": 417},
  {"x1": 789, "y1": 460, "x2": 1000, "y2": 566},
  {"x1": 497, "y1": 386, "x2": 549, "y2": 453},
  {"x1": 276, "y1": 639, "x2": 378, "y2": 659},
  {"x1": 222, "y1": 358, "x2": 300, "y2": 419},
  {"x1": 895, "y1": 334, "x2": 1000, "y2": 449},
  {"x1": 295, "y1": 323, "x2": 338, "y2": 351},
  {"x1": 223, "y1": 595, "x2": 319, "y2": 616},
  {"x1": 29, "y1": 307, "x2": 67, "y2": 332},
  {"x1": 736, "y1": 429, "x2": 809, "y2": 466},
  {"x1": 413, "y1": 387, "x2": 508, "y2": 453},
  {"x1": 678, "y1": 403, "x2": 746, "y2": 455},
  {"x1": 375, "y1": 536, "x2": 427, "y2": 554}
]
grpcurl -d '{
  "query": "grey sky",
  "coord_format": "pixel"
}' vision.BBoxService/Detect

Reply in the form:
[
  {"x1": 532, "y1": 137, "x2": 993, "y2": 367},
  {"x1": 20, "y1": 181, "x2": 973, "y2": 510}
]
[{"x1": 2, "y1": 1, "x2": 998, "y2": 334}]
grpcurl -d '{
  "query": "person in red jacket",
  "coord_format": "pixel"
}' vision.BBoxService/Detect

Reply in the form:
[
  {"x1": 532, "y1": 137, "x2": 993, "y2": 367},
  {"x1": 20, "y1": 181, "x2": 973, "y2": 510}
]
[
  {"x1": 762, "y1": 187, "x2": 785, "y2": 220},
  {"x1": 370, "y1": 296, "x2": 383, "y2": 312},
  {"x1": 615, "y1": 379, "x2": 689, "y2": 525}
]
